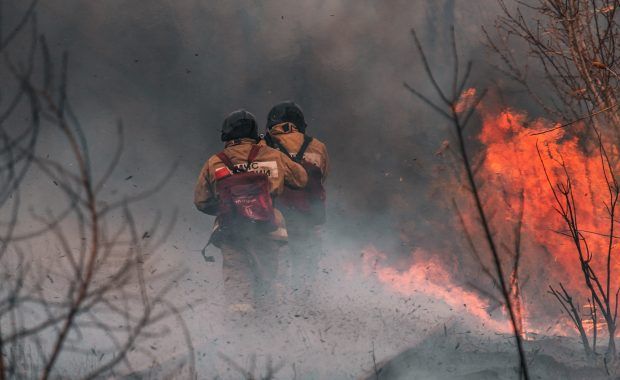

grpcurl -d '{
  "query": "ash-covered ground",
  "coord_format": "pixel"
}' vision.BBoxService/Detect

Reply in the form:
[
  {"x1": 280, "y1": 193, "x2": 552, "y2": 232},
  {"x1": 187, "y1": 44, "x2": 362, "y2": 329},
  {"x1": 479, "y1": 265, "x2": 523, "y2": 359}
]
[
  {"x1": 4, "y1": 0, "x2": 616, "y2": 379},
  {"x1": 103, "y1": 213, "x2": 609, "y2": 379}
]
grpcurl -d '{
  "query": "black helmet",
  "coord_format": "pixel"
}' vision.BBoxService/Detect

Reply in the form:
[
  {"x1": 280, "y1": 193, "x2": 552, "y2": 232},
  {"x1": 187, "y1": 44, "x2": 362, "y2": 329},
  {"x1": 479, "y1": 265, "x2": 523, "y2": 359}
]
[
  {"x1": 266, "y1": 101, "x2": 307, "y2": 133},
  {"x1": 221, "y1": 109, "x2": 259, "y2": 142}
]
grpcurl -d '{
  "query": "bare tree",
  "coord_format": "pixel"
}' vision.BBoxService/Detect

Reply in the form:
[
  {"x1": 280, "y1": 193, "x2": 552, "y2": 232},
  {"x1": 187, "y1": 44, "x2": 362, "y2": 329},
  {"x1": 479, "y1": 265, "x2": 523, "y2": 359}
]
[
  {"x1": 0, "y1": 3, "x2": 195, "y2": 378},
  {"x1": 486, "y1": 0, "x2": 620, "y2": 139},
  {"x1": 484, "y1": 0, "x2": 620, "y2": 360},
  {"x1": 537, "y1": 127, "x2": 619, "y2": 359},
  {"x1": 548, "y1": 283, "x2": 594, "y2": 356},
  {"x1": 404, "y1": 27, "x2": 530, "y2": 379}
]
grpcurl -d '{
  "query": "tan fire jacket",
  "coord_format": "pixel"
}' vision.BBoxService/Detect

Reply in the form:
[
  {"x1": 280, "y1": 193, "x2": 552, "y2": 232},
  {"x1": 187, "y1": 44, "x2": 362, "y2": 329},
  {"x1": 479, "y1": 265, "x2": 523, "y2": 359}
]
[
  {"x1": 194, "y1": 138, "x2": 308, "y2": 241},
  {"x1": 262, "y1": 122, "x2": 329, "y2": 181}
]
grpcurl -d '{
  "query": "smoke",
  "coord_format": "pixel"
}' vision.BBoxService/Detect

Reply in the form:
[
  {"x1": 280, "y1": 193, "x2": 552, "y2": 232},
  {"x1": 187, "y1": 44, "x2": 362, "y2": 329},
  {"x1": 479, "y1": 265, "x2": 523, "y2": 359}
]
[
  {"x1": 2, "y1": 0, "x2": 559, "y2": 377},
  {"x1": 23, "y1": 0, "x2": 502, "y2": 224},
  {"x1": 8, "y1": 0, "x2": 510, "y2": 274}
]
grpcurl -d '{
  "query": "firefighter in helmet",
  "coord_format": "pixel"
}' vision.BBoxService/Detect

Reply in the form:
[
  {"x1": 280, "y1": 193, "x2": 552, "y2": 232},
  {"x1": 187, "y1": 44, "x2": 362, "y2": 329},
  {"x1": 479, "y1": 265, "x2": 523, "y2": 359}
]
[
  {"x1": 263, "y1": 101, "x2": 329, "y2": 300},
  {"x1": 194, "y1": 109, "x2": 308, "y2": 314}
]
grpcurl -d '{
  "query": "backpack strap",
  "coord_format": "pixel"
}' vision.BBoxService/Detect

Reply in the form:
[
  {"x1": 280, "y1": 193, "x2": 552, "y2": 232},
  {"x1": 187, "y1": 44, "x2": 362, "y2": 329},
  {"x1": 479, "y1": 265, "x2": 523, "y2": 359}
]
[
  {"x1": 295, "y1": 135, "x2": 313, "y2": 163},
  {"x1": 275, "y1": 139, "x2": 292, "y2": 158},
  {"x1": 247, "y1": 145, "x2": 261, "y2": 165},
  {"x1": 216, "y1": 145, "x2": 262, "y2": 174},
  {"x1": 216, "y1": 151, "x2": 236, "y2": 171},
  {"x1": 265, "y1": 133, "x2": 293, "y2": 157},
  {"x1": 264, "y1": 134, "x2": 275, "y2": 148},
  {"x1": 266, "y1": 133, "x2": 312, "y2": 163}
]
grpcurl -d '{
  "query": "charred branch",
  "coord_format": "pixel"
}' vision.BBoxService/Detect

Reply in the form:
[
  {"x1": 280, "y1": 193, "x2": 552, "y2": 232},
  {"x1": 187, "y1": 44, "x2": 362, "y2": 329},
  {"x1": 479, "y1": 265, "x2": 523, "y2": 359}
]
[
  {"x1": 0, "y1": 4, "x2": 195, "y2": 378},
  {"x1": 405, "y1": 26, "x2": 531, "y2": 380}
]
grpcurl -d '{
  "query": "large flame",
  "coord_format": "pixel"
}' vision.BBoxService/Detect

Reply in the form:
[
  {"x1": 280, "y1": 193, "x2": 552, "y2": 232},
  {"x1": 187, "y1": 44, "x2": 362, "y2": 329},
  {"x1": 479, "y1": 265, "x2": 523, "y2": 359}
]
[
  {"x1": 476, "y1": 92, "x2": 617, "y2": 293},
  {"x1": 364, "y1": 88, "x2": 619, "y2": 337}
]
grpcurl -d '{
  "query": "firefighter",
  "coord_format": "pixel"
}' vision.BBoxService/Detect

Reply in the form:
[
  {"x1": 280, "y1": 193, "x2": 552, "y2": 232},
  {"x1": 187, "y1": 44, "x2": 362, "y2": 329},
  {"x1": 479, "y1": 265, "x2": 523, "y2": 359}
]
[
  {"x1": 194, "y1": 109, "x2": 308, "y2": 314},
  {"x1": 263, "y1": 101, "x2": 329, "y2": 300}
]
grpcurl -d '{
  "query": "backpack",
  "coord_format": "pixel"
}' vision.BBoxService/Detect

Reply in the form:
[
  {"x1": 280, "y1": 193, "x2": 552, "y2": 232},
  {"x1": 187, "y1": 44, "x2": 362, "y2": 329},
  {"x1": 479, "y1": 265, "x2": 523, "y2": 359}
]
[
  {"x1": 268, "y1": 134, "x2": 326, "y2": 225},
  {"x1": 214, "y1": 145, "x2": 277, "y2": 231}
]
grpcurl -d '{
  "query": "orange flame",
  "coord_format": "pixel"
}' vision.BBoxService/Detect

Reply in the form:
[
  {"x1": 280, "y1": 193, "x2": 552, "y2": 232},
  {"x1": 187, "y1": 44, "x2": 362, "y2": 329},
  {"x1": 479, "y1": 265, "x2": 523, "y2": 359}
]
[
  {"x1": 362, "y1": 246, "x2": 513, "y2": 333},
  {"x1": 476, "y1": 91, "x2": 618, "y2": 293},
  {"x1": 364, "y1": 88, "x2": 620, "y2": 337}
]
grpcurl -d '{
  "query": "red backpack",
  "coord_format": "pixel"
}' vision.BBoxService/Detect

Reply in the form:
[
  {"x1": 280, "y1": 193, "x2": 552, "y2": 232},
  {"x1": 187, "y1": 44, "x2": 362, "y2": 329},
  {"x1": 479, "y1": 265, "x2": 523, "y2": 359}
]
[
  {"x1": 215, "y1": 145, "x2": 277, "y2": 231},
  {"x1": 269, "y1": 135, "x2": 326, "y2": 225}
]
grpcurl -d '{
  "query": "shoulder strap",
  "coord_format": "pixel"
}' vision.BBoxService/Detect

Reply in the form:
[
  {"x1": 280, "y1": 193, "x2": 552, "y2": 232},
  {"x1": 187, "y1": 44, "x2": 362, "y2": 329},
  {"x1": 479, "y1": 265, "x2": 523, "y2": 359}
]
[
  {"x1": 216, "y1": 145, "x2": 261, "y2": 174},
  {"x1": 295, "y1": 135, "x2": 313, "y2": 162},
  {"x1": 275, "y1": 140, "x2": 292, "y2": 158},
  {"x1": 264, "y1": 134, "x2": 275, "y2": 148},
  {"x1": 247, "y1": 145, "x2": 261, "y2": 165},
  {"x1": 266, "y1": 133, "x2": 293, "y2": 157},
  {"x1": 216, "y1": 151, "x2": 236, "y2": 171},
  {"x1": 216, "y1": 145, "x2": 260, "y2": 173}
]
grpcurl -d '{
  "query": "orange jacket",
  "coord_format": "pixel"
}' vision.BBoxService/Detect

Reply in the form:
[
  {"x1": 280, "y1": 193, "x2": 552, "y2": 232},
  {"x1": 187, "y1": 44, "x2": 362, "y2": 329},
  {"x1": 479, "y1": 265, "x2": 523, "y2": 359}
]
[
  {"x1": 263, "y1": 122, "x2": 329, "y2": 182},
  {"x1": 194, "y1": 138, "x2": 308, "y2": 241}
]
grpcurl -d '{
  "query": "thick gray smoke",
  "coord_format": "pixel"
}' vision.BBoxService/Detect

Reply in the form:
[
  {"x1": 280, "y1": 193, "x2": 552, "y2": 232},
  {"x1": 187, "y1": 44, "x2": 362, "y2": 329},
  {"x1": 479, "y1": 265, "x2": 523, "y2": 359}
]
[
  {"x1": 19, "y1": 0, "x2": 507, "y2": 255},
  {"x1": 5, "y1": 1, "x2": 559, "y2": 378}
]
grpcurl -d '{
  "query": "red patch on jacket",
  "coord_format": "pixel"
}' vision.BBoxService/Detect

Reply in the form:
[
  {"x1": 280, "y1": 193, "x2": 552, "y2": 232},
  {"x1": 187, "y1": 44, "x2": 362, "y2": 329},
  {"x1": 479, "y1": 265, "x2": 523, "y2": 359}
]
[{"x1": 215, "y1": 166, "x2": 232, "y2": 180}]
